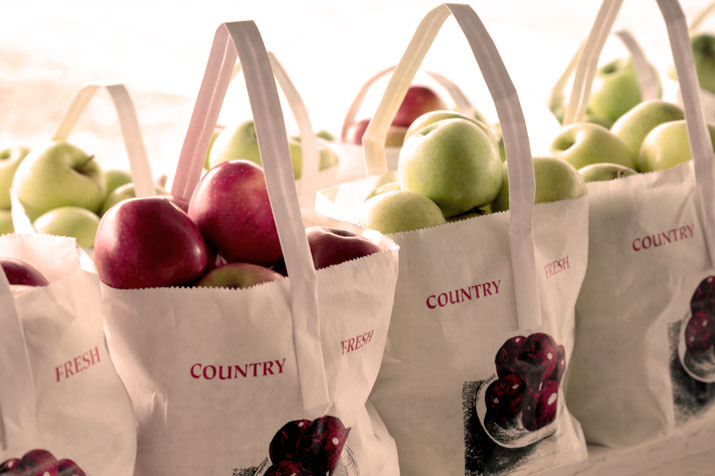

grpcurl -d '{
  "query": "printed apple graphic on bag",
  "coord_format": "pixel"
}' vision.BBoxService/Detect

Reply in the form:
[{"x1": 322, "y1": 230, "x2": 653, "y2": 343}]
[
  {"x1": 678, "y1": 275, "x2": 715, "y2": 382},
  {"x1": 0, "y1": 449, "x2": 87, "y2": 476},
  {"x1": 476, "y1": 332, "x2": 566, "y2": 448}
]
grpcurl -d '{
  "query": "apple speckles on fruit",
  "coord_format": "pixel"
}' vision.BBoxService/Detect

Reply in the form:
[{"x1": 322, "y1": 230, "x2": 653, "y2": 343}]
[
  {"x1": 685, "y1": 311, "x2": 715, "y2": 355},
  {"x1": 296, "y1": 415, "x2": 348, "y2": 475},
  {"x1": 485, "y1": 374, "x2": 526, "y2": 424},
  {"x1": 269, "y1": 419, "x2": 312, "y2": 464},
  {"x1": 522, "y1": 380, "x2": 559, "y2": 431}
]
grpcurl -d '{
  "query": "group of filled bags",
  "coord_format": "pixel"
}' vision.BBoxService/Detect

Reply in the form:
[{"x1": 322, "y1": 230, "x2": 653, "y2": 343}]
[{"x1": 3, "y1": 1, "x2": 715, "y2": 475}]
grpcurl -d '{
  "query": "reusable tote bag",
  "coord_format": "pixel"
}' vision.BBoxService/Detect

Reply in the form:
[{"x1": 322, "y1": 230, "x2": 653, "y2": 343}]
[
  {"x1": 100, "y1": 21, "x2": 401, "y2": 476},
  {"x1": 316, "y1": 4, "x2": 589, "y2": 475},
  {"x1": 563, "y1": 0, "x2": 715, "y2": 448},
  {"x1": 212, "y1": 52, "x2": 339, "y2": 208},
  {"x1": 9, "y1": 82, "x2": 156, "y2": 239},
  {"x1": 0, "y1": 233, "x2": 137, "y2": 476},
  {"x1": 334, "y1": 65, "x2": 483, "y2": 184}
]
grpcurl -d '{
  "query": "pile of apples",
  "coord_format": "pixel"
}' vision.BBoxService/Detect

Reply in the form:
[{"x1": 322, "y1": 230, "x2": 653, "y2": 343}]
[
  {"x1": 0, "y1": 448, "x2": 86, "y2": 476},
  {"x1": 0, "y1": 140, "x2": 162, "y2": 248},
  {"x1": 93, "y1": 159, "x2": 383, "y2": 290}
]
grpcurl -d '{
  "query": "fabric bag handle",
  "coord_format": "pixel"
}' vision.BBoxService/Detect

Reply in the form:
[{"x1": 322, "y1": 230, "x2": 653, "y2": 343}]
[
  {"x1": 340, "y1": 64, "x2": 477, "y2": 143},
  {"x1": 0, "y1": 265, "x2": 39, "y2": 449},
  {"x1": 228, "y1": 53, "x2": 321, "y2": 206},
  {"x1": 171, "y1": 22, "x2": 329, "y2": 411},
  {"x1": 568, "y1": 0, "x2": 715, "y2": 264},
  {"x1": 363, "y1": 3, "x2": 541, "y2": 329}
]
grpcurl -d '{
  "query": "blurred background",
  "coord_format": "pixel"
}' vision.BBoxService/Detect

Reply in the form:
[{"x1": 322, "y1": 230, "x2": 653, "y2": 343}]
[{"x1": 0, "y1": 0, "x2": 713, "y2": 180}]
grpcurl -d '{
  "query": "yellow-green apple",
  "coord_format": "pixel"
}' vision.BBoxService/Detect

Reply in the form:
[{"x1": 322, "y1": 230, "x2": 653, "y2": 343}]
[
  {"x1": 691, "y1": 33, "x2": 715, "y2": 94},
  {"x1": 587, "y1": 58, "x2": 661, "y2": 127},
  {"x1": 196, "y1": 262, "x2": 282, "y2": 289},
  {"x1": 288, "y1": 138, "x2": 340, "y2": 172},
  {"x1": 398, "y1": 118, "x2": 502, "y2": 217},
  {"x1": 100, "y1": 182, "x2": 168, "y2": 216},
  {"x1": 12, "y1": 141, "x2": 106, "y2": 220},
  {"x1": 579, "y1": 163, "x2": 638, "y2": 182},
  {"x1": 550, "y1": 122, "x2": 637, "y2": 170},
  {"x1": 0, "y1": 209, "x2": 12, "y2": 234},
  {"x1": 188, "y1": 159, "x2": 281, "y2": 267},
  {"x1": 392, "y1": 85, "x2": 447, "y2": 127},
  {"x1": 204, "y1": 128, "x2": 222, "y2": 170},
  {"x1": 611, "y1": 99, "x2": 684, "y2": 156},
  {"x1": 208, "y1": 120, "x2": 302, "y2": 179},
  {"x1": 356, "y1": 190, "x2": 446, "y2": 234},
  {"x1": 1, "y1": 257, "x2": 49, "y2": 286},
  {"x1": 94, "y1": 196, "x2": 208, "y2": 289},
  {"x1": 638, "y1": 120, "x2": 715, "y2": 172},
  {"x1": 0, "y1": 146, "x2": 30, "y2": 209},
  {"x1": 33, "y1": 206, "x2": 100, "y2": 249},
  {"x1": 404, "y1": 110, "x2": 493, "y2": 140},
  {"x1": 316, "y1": 130, "x2": 336, "y2": 141},
  {"x1": 342, "y1": 118, "x2": 407, "y2": 147},
  {"x1": 446, "y1": 205, "x2": 490, "y2": 222},
  {"x1": 364, "y1": 181, "x2": 402, "y2": 201},
  {"x1": 492, "y1": 156, "x2": 587, "y2": 212},
  {"x1": 104, "y1": 169, "x2": 132, "y2": 196}
]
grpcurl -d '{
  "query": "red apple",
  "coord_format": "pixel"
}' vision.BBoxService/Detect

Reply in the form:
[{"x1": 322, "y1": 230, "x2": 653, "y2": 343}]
[
  {"x1": 18, "y1": 449, "x2": 58, "y2": 476},
  {"x1": 188, "y1": 160, "x2": 282, "y2": 267},
  {"x1": 196, "y1": 262, "x2": 282, "y2": 289},
  {"x1": 391, "y1": 85, "x2": 447, "y2": 128},
  {"x1": 57, "y1": 459, "x2": 87, "y2": 476},
  {"x1": 93, "y1": 196, "x2": 208, "y2": 289},
  {"x1": 0, "y1": 458, "x2": 20, "y2": 473},
  {"x1": 0, "y1": 258, "x2": 49, "y2": 286}
]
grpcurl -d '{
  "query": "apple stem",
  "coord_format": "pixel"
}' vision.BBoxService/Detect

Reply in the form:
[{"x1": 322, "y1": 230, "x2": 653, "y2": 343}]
[{"x1": 76, "y1": 154, "x2": 96, "y2": 172}]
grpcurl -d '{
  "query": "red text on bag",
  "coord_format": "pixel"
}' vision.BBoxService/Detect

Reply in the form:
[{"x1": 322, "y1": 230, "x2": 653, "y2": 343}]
[
  {"x1": 545, "y1": 256, "x2": 570, "y2": 279},
  {"x1": 426, "y1": 280, "x2": 501, "y2": 310},
  {"x1": 632, "y1": 224, "x2": 695, "y2": 252},
  {"x1": 190, "y1": 358, "x2": 287, "y2": 380},
  {"x1": 341, "y1": 329, "x2": 374, "y2": 355},
  {"x1": 55, "y1": 346, "x2": 100, "y2": 382}
]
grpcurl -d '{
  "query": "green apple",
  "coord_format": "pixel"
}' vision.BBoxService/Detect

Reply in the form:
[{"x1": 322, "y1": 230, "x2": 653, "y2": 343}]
[
  {"x1": 579, "y1": 163, "x2": 638, "y2": 182},
  {"x1": 356, "y1": 190, "x2": 446, "y2": 234},
  {"x1": 0, "y1": 209, "x2": 13, "y2": 234},
  {"x1": 587, "y1": 58, "x2": 660, "y2": 126},
  {"x1": 12, "y1": 141, "x2": 106, "y2": 221},
  {"x1": 550, "y1": 122, "x2": 637, "y2": 171},
  {"x1": 638, "y1": 120, "x2": 715, "y2": 172},
  {"x1": 398, "y1": 118, "x2": 502, "y2": 218},
  {"x1": 491, "y1": 156, "x2": 587, "y2": 212},
  {"x1": 196, "y1": 262, "x2": 282, "y2": 289},
  {"x1": 104, "y1": 168, "x2": 132, "y2": 196},
  {"x1": 404, "y1": 110, "x2": 491, "y2": 140},
  {"x1": 364, "y1": 181, "x2": 402, "y2": 201},
  {"x1": 691, "y1": 33, "x2": 715, "y2": 94},
  {"x1": 316, "y1": 130, "x2": 336, "y2": 142},
  {"x1": 611, "y1": 99, "x2": 684, "y2": 157},
  {"x1": 289, "y1": 138, "x2": 340, "y2": 172},
  {"x1": 446, "y1": 204, "x2": 490, "y2": 222},
  {"x1": 208, "y1": 120, "x2": 302, "y2": 178},
  {"x1": 204, "y1": 129, "x2": 222, "y2": 170},
  {"x1": 33, "y1": 206, "x2": 100, "y2": 249},
  {"x1": 101, "y1": 182, "x2": 168, "y2": 216},
  {"x1": 0, "y1": 146, "x2": 30, "y2": 209}
]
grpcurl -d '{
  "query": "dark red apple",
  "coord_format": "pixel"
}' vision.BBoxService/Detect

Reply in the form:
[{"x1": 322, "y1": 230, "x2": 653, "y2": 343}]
[
  {"x1": 188, "y1": 160, "x2": 282, "y2": 267},
  {"x1": 0, "y1": 458, "x2": 20, "y2": 474},
  {"x1": 495, "y1": 335, "x2": 526, "y2": 378},
  {"x1": 57, "y1": 459, "x2": 87, "y2": 476},
  {"x1": 690, "y1": 275, "x2": 715, "y2": 316},
  {"x1": 685, "y1": 311, "x2": 715, "y2": 354},
  {"x1": 94, "y1": 196, "x2": 208, "y2": 289},
  {"x1": 522, "y1": 380, "x2": 559, "y2": 431},
  {"x1": 18, "y1": 449, "x2": 58, "y2": 476},
  {"x1": 269, "y1": 419, "x2": 312, "y2": 464},
  {"x1": 306, "y1": 226, "x2": 381, "y2": 270},
  {"x1": 391, "y1": 85, "x2": 447, "y2": 128},
  {"x1": 547, "y1": 344, "x2": 567, "y2": 383},
  {"x1": 265, "y1": 460, "x2": 308, "y2": 476},
  {"x1": 484, "y1": 374, "x2": 526, "y2": 424},
  {"x1": 514, "y1": 332, "x2": 560, "y2": 386},
  {"x1": 297, "y1": 415, "x2": 348, "y2": 475},
  {"x1": 196, "y1": 262, "x2": 282, "y2": 289},
  {"x1": 0, "y1": 258, "x2": 49, "y2": 286}
]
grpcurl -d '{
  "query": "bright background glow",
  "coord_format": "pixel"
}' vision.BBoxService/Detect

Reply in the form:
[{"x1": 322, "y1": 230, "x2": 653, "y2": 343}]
[{"x1": 0, "y1": 0, "x2": 713, "y2": 179}]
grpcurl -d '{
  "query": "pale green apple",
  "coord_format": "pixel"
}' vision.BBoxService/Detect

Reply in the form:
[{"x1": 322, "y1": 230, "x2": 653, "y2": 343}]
[
  {"x1": 0, "y1": 146, "x2": 30, "y2": 209},
  {"x1": 315, "y1": 130, "x2": 336, "y2": 142},
  {"x1": 611, "y1": 99, "x2": 684, "y2": 157},
  {"x1": 196, "y1": 262, "x2": 282, "y2": 289},
  {"x1": 404, "y1": 110, "x2": 491, "y2": 140},
  {"x1": 208, "y1": 120, "x2": 302, "y2": 178},
  {"x1": 588, "y1": 58, "x2": 661, "y2": 126},
  {"x1": 12, "y1": 141, "x2": 106, "y2": 221},
  {"x1": 550, "y1": 122, "x2": 637, "y2": 171},
  {"x1": 100, "y1": 182, "x2": 168, "y2": 216},
  {"x1": 290, "y1": 138, "x2": 341, "y2": 172},
  {"x1": 363, "y1": 182, "x2": 402, "y2": 201},
  {"x1": 638, "y1": 120, "x2": 715, "y2": 172},
  {"x1": 446, "y1": 204, "x2": 490, "y2": 222},
  {"x1": 104, "y1": 168, "x2": 132, "y2": 196},
  {"x1": 356, "y1": 190, "x2": 446, "y2": 234},
  {"x1": 579, "y1": 163, "x2": 638, "y2": 182},
  {"x1": 691, "y1": 34, "x2": 715, "y2": 94},
  {"x1": 491, "y1": 156, "x2": 587, "y2": 212},
  {"x1": 33, "y1": 206, "x2": 100, "y2": 249},
  {"x1": 204, "y1": 129, "x2": 222, "y2": 170},
  {"x1": 398, "y1": 118, "x2": 502, "y2": 218},
  {"x1": 0, "y1": 209, "x2": 13, "y2": 235}
]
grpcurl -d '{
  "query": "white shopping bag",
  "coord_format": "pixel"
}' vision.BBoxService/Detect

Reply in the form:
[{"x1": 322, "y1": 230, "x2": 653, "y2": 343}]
[
  {"x1": 316, "y1": 4, "x2": 589, "y2": 475},
  {"x1": 100, "y1": 21, "x2": 401, "y2": 476},
  {"x1": 0, "y1": 233, "x2": 137, "y2": 476},
  {"x1": 10, "y1": 82, "x2": 156, "y2": 238},
  {"x1": 333, "y1": 64, "x2": 484, "y2": 184},
  {"x1": 563, "y1": 0, "x2": 715, "y2": 448}
]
